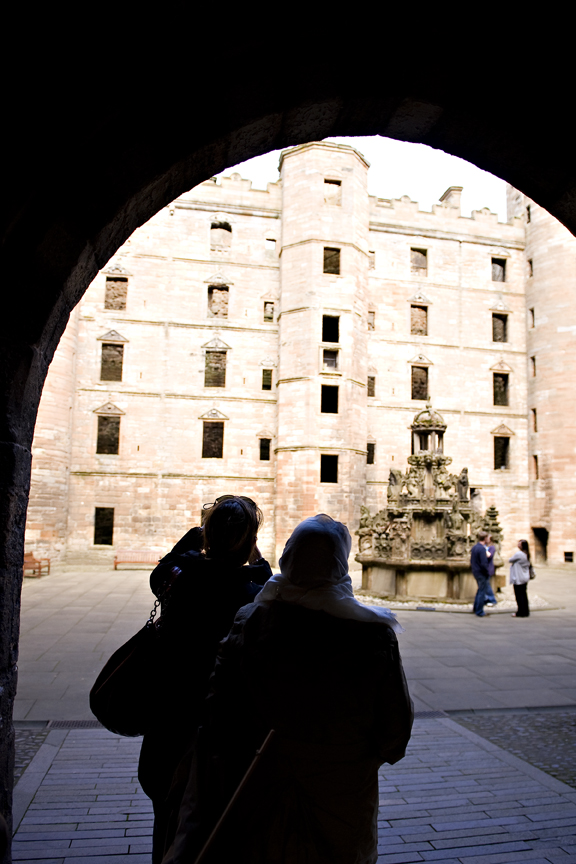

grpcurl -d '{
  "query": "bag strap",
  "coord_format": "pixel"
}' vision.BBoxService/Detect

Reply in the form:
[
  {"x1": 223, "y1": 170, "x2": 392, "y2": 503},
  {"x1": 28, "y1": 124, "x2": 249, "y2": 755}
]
[{"x1": 146, "y1": 564, "x2": 182, "y2": 630}]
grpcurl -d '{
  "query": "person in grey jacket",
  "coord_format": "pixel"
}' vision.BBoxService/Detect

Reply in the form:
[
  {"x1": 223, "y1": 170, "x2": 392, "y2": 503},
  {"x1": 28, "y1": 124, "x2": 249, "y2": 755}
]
[{"x1": 509, "y1": 539, "x2": 531, "y2": 618}]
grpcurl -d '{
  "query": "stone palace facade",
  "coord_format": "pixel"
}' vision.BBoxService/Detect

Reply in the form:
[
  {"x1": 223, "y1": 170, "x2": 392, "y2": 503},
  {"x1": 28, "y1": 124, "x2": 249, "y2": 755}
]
[{"x1": 24, "y1": 141, "x2": 576, "y2": 567}]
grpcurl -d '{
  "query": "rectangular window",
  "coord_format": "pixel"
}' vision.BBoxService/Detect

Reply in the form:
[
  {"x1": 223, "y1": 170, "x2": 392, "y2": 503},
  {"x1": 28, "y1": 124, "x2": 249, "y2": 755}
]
[
  {"x1": 263, "y1": 301, "x2": 275, "y2": 322},
  {"x1": 531, "y1": 356, "x2": 536, "y2": 376},
  {"x1": 410, "y1": 248, "x2": 427, "y2": 275},
  {"x1": 492, "y1": 313, "x2": 508, "y2": 343},
  {"x1": 367, "y1": 376, "x2": 376, "y2": 397},
  {"x1": 494, "y1": 437, "x2": 509, "y2": 469},
  {"x1": 210, "y1": 221, "x2": 232, "y2": 249},
  {"x1": 320, "y1": 454, "x2": 338, "y2": 483},
  {"x1": 104, "y1": 276, "x2": 128, "y2": 310},
  {"x1": 532, "y1": 408, "x2": 538, "y2": 432},
  {"x1": 533, "y1": 455, "x2": 539, "y2": 480},
  {"x1": 411, "y1": 305, "x2": 428, "y2": 336},
  {"x1": 100, "y1": 343, "x2": 124, "y2": 381},
  {"x1": 411, "y1": 366, "x2": 428, "y2": 401},
  {"x1": 368, "y1": 310, "x2": 375, "y2": 330},
  {"x1": 204, "y1": 350, "x2": 226, "y2": 387},
  {"x1": 526, "y1": 205, "x2": 531, "y2": 223},
  {"x1": 367, "y1": 442, "x2": 375, "y2": 465},
  {"x1": 96, "y1": 416, "x2": 120, "y2": 454},
  {"x1": 259, "y1": 438, "x2": 271, "y2": 461},
  {"x1": 491, "y1": 257, "x2": 506, "y2": 282},
  {"x1": 529, "y1": 308, "x2": 535, "y2": 328},
  {"x1": 324, "y1": 179, "x2": 342, "y2": 205},
  {"x1": 368, "y1": 251, "x2": 375, "y2": 270},
  {"x1": 322, "y1": 315, "x2": 339, "y2": 343},
  {"x1": 94, "y1": 507, "x2": 114, "y2": 545},
  {"x1": 323, "y1": 349, "x2": 338, "y2": 370},
  {"x1": 493, "y1": 373, "x2": 509, "y2": 406},
  {"x1": 202, "y1": 421, "x2": 224, "y2": 458},
  {"x1": 208, "y1": 285, "x2": 229, "y2": 317},
  {"x1": 321, "y1": 385, "x2": 339, "y2": 413},
  {"x1": 323, "y1": 247, "x2": 341, "y2": 275},
  {"x1": 528, "y1": 259, "x2": 533, "y2": 277},
  {"x1": 262, "y1": 369, "x2": 273, "y2": 391},
  {"x1": 565, "y1": 552, "x2": 574, "y2": 563}
]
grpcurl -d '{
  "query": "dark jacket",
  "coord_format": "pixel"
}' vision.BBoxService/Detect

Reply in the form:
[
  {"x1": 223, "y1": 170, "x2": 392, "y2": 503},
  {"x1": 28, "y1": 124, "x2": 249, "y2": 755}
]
[
  {"x1": 166, "y1": 602, "x2": 413, "y2": 864},
  {"x1": 139, "y1": 529, "x2": 272, "y2": 861},
  {"x1": 470, "y1": 542, "x2": 489, "y2": 580}
]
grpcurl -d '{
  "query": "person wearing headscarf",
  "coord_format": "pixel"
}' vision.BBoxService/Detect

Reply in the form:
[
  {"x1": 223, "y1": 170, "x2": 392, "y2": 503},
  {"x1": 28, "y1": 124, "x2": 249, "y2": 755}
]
[{"x1": 163, "y1": 514, "x2": 413, "y2": 864}]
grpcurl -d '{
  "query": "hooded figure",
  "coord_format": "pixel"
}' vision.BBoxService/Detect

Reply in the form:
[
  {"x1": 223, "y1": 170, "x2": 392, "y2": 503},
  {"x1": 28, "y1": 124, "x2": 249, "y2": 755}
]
[{"x1": 163, "y1": 514, "x2": 413, "y2": 864}]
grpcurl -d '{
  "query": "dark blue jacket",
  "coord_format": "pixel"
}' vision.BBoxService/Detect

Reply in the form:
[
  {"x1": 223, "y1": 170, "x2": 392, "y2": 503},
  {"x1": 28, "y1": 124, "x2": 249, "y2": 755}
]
[{"x1": 470, "y1": 542, "x2": 489, "y2": 579}]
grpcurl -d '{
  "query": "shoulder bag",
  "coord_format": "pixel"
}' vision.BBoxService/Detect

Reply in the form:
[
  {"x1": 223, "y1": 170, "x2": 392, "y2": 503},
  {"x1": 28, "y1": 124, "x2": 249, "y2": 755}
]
[{"x1": 89, "y1": 566, "x2": 180, "y2": 736}]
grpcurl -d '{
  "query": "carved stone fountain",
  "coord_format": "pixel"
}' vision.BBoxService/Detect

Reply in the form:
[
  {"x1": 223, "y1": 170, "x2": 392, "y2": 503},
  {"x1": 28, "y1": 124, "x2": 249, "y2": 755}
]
[{"x1": 356, "y1": 402, "x2": 503, "y2": 601}]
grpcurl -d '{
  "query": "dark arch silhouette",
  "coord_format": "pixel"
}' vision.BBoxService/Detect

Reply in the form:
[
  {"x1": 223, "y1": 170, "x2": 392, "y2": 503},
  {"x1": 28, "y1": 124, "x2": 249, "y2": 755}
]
[{"x1": 1, "y1": 32, "x2": 575, "y2": 847}]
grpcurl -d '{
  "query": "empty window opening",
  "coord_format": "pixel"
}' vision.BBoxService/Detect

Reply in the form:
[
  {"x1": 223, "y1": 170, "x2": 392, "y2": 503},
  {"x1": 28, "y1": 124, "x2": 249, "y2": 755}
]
[
  {"x1": 367, "y1": 376, "x2": 376, "y2": 397},
  {"x1": 204, "y1": 350, "x2": 227, "y2": 387},
  {"x1": 210, "y1": 221, "x2": 232, "y2": 249},
  {"x1": 100, "y1": 344, "x2": 124, "y2": 381},
  {"x1": 321, "y1": 385, "x2": 339, "y2": 413},
  {"x1": 208, "y1": 285, "x2": 229, "y2": 317},
  {"x1": 263, "y1": 301, "x2": 275, "y2": 322},
  {"x1": 532, "y1": 527, "x2": 548, "y2": 562},
  {"x1": 324, "y1": 179, "x2": 342, "y2": 205},
  {"x1": 493, "y1": 373, "x2": 509, "y2": 406},
  {"x1": 202, "y1": 421, "x2": 224, "y2": 458},
  {"x1": 526, "y1": 205, "x2": 531, "y2": 223},
  {"x1": 410, "y1": 248, "x2": 427, "y2": 275},
  {"x1": 97, "y1": 416, "x2": 120, "y2": 455},
  {"x1": 492, "y1": 313, "x2": 508, "y2": 342},
  {"x1": 104, "y1": 276, "x2": 128, "y2": 310},
  {"x1": 528, "y1": 258, "x2": 533, "y2": 277},
  {"x1": 411, "y1": 366, "x2": 428, "y2": 401},
  {"x1": 94, "y1": 507, "x2": 114, "y2": 545},
  {"x1": 367, "y1": 442, "x2": 375, "y2": 465},
  {"x1": 262, "y1": 369, "x2": 273, "y2": 391},
  {"x1": 491, "y1": 257, "x2": 506, "y2": 282},
  {"x1": 320, "y1": 454, "x2": 338, "y2": 483},
  {"x1": 259, "y1": 438, "x2": 271, "y2": 461},
  {"x1": 529, "y1": 308, "x2": 535, "y2": 328},
  {"x1": 411, "y1": 305, "x2": 428, "y2": 336},
  {"x1": 494, "y1": 436, "x2": 510, "y2": 470},
  {"x1": 368, "y1": 251, "x2": 375, "y2": 270},
  {"x1": 368, "y1": 310, "x2": 375, "y2": 330},
  {"x1": 323, "y1": 247, "x2": 341, "y2": 275},
  {"x1": 565, "y1": 552, "x2": 574, "y2": 563},
  {"x1": 533, "y1": 455, "x2": 539, "y2": 479},
  {"x1": 322, "y1": 315, "x2": 339, "y2": 343},
  {"x1": 531, "y1": 356, "x2": 536, "y2": 376},
  {"x1": 265, "y1": 238, "x2": 276, "y2": 251},
  {"x1": 323, "y1": 349, "x2": 338, "y2": 370},
  {"x1": 532, "y1": 408, "x2": 538, "y2": 432}
]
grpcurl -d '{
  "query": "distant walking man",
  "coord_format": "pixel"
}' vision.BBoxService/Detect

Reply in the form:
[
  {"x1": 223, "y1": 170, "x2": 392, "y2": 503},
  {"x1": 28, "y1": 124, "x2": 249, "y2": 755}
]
[{"x1": 470, "y1": 530, "x2": 490, "y2": 617}]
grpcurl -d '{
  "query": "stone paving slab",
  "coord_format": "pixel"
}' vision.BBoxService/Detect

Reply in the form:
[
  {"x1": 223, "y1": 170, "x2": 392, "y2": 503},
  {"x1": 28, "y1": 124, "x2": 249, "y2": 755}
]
[{"x1": 10, "y1": 717, "x2": 576, "y2": 863}]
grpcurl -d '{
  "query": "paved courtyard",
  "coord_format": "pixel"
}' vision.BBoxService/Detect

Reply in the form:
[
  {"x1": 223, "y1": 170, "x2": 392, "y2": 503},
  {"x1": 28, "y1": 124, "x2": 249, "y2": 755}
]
[{"x1": 10, "y1": 562, "x2": 576, "y2": 861}]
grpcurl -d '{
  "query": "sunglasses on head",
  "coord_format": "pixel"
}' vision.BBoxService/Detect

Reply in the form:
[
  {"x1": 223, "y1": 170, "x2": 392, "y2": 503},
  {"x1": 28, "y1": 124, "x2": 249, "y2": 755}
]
[{"x1": 202, "y1": 495, "x2": 257, "y2": 511}]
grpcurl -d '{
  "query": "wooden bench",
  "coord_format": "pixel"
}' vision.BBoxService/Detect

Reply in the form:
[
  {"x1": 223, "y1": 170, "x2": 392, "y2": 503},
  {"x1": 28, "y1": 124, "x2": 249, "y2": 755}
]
[
  {"x1": 23, "y1": 552, "x2": 51, "y2": 577},
  {"x1": 114, "y1": 550, "x2": 161, "y2": 570}
]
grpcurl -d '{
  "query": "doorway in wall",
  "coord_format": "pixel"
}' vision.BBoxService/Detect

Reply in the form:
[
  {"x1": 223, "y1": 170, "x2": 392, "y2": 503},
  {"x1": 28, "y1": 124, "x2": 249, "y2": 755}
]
[{"x1": 532, "y1": 527, "x2": 549, "y2": 563}]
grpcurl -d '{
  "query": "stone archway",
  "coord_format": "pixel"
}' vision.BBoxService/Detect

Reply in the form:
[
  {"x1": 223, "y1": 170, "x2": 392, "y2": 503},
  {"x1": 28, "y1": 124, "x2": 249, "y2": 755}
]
[{"x1": 2, "y1": 37, "x2": 576, "y2": 849}]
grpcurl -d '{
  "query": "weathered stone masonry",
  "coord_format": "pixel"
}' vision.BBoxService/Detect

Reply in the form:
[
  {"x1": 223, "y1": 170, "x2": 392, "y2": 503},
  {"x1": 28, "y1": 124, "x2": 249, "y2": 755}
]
[{"x1": 25, "y1": 141, "x2": 575, "y2": 565}]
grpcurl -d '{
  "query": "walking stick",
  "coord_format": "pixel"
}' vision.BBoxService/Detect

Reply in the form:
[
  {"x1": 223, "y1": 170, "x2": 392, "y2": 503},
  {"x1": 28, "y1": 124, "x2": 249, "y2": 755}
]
[{"x1": 192, "y1": 729, "x2": 276, "y2": 864}]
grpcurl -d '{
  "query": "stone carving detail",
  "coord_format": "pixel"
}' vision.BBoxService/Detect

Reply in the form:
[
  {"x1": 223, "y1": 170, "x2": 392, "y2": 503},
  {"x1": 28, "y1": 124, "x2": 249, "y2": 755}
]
[
  {"x1": 356, "y1": 403, "x2": 504, "y2": 576},
  {"x1": 411, "y1": 541, "x2": 446, "y2": 560}
]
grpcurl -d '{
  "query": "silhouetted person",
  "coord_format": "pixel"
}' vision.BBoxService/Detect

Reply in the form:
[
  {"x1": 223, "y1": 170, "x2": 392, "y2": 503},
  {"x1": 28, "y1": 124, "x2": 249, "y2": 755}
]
[
  {"x1": 164, "y1": 514, "x2": 413, "y2": 864},
  {"x1": 470, "y1": 530, "x2": 490, "y2": 617}
]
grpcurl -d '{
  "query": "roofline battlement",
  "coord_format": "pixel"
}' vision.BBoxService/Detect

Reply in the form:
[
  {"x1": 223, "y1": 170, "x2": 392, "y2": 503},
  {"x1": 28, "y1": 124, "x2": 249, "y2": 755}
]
[{"x1": 278, "y1": 141, "x2": 371, "y2": 172}]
